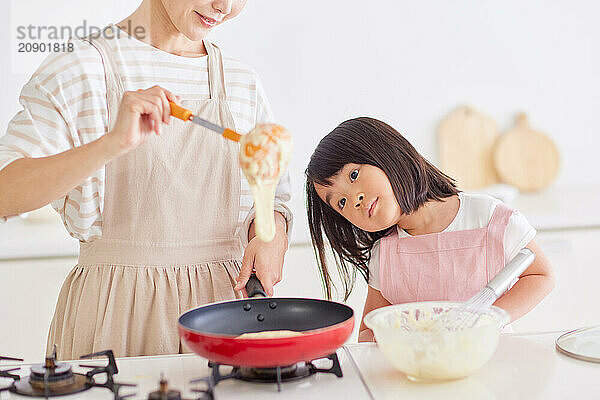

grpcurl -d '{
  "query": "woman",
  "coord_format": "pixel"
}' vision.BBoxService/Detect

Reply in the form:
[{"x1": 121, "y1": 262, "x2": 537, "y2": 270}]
[{"x1": 0, "y1": 0, "x2": 292, "y2": 359}]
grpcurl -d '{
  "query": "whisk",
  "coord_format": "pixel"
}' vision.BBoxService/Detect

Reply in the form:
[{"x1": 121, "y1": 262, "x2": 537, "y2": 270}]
[{"x1": 433, "y1": 248, "x2": 535, "y2": 332}]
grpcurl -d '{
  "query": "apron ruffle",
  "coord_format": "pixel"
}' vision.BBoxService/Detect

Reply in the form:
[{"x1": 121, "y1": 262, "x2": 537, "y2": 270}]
[{"x1": 48, "y1": 261, "x2": 241, "y2": 360}]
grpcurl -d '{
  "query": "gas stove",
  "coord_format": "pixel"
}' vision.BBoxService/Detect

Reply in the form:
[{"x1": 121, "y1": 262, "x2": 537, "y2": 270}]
[
  {"x1": 1, "y1": 348, "x2": 373, "y2": 399},
  {"x1": 1, "y1": 347, "x2": 135, "y2": 399}
]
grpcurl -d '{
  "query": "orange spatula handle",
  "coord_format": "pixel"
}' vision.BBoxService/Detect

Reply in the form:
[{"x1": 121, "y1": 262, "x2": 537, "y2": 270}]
[
  {"x1": 169, "y1": 101, "x2": 193, "y2": 121},
  {"x1": 223, "y1": 128, "x2": 242, "y2": 142}
]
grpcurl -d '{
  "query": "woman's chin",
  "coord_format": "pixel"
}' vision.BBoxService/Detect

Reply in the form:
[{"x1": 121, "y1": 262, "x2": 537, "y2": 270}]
[
  {"x1": 186, "y1": 27, "x2": 210, "y2": 41},
  {"x1": 175, "y1": 20, "x2": 211, "y2": 42}
]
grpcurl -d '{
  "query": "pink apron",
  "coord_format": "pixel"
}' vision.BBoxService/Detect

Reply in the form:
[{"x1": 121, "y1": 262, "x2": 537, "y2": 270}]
[{"x1": 379, "y1": 203, "x2": 515, "y2": 329}]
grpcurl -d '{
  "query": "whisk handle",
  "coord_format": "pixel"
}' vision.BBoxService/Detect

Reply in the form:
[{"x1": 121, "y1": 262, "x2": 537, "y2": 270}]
[{"x1": 486, "y1": 248, "x2": 535, "y2": 297}]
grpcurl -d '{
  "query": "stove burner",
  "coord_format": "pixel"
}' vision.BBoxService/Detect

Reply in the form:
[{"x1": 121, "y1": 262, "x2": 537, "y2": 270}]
[
  {"x1": 16, "y1": 354, "x2": 83, "y2": 395},
  {"x1": 12, "y1": 372, "x2": 90, "y2": 397},
  {"x1": 238, "y1": 363, "x2": 312, "y2": 383},
  {"x1": 0, "y1": 347, "x2": 136, "y2": 399},
  {"x1": 190, "y1": 352, "x2": 343, "y2": 400},
  {"x1": 148, "y1": 376, "x2": 182, "y2": 400}
]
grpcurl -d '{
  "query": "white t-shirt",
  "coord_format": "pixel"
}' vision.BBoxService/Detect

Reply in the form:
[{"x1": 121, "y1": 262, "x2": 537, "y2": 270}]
[{"x1": 368, "y1": 192, "x2": 536, "y2": 291}]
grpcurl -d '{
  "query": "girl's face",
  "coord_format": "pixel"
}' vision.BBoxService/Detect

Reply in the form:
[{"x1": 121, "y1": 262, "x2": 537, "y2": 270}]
[
  {"x1": 314, "y1": 164, "x2": 403, "y2": 232},
  {"x1": 161, "y1": 0, "x2": 247, "y2": 40}
]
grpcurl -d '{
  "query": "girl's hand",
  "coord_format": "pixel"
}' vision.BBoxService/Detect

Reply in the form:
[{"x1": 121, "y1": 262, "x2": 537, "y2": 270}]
[
  {"x1": 492, "y1": 240, "x2": 555, "y2": 322},
  {"x1": 106, "y1": 86, "x2": 180, "y2": 156},
  {"x1": 359, "y1": 329, "x2": 375, "y2": 342},
  {"x1": 359, "y1": 285, "x2": 391, "y2": 342},
  {"x1": 235, "y1": 212, "x2": 288, "y2": 296}
]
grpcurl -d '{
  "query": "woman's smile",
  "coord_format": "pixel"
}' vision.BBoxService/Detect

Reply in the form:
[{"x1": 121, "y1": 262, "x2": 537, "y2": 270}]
[{"x1": 195, "y1": 11, "x2": 220, "y2": 27}]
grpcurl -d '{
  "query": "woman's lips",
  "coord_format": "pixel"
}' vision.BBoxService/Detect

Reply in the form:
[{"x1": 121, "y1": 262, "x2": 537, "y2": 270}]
[
  {"x1": 368, "y1": 198, "x2": 378, "y2": 218},
  {"x1": 195, "y1": 12, "x2": 219, "y2": 28}
]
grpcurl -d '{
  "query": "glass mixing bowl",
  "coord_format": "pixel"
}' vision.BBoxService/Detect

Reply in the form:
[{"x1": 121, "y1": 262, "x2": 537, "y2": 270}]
[{"x1": 364, "y1": 301, "x2": 510, "y2": 382}]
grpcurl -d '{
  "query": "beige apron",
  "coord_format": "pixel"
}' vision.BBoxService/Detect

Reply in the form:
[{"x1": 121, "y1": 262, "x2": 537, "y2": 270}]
[{"x1": 47, "y1": 30, "x2": 243, "y2": 360}]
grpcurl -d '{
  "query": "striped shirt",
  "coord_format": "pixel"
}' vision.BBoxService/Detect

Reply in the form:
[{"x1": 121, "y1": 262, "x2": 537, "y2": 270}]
[{"x1": 0, "y1": 24, "x2": 292, "y2": 243}]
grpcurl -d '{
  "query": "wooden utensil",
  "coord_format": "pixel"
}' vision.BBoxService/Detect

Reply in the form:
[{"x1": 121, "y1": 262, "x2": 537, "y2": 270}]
[
  {"x1": 438, "y1": 106, "x2": 499, "y2": 190},
  {"x1": 493, "y1": 113, "x2": 559, "y2": 192}
]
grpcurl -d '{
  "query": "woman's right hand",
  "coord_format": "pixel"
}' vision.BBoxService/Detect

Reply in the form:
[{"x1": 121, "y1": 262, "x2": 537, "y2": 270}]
[
  {"x1": 107, "y1": 85, "x2": 180, "y2": 156},
  {"x1": 0, "y1": 86, "x2": 179, "y2": 218}
]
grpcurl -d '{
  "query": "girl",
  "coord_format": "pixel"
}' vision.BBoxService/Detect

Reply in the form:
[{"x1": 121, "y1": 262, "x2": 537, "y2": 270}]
[
  {"x1": 0, "y1": 0, "x2": 292, "y2": 359},
  {"x1": 306, "y1": 117, "x2": 554, "y2": 342}
]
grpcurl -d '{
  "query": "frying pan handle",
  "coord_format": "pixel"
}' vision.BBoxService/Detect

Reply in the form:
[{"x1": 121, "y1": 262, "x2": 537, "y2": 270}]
[{"x1": 245, "y1": 273, "x2": 267, "y2": 298}]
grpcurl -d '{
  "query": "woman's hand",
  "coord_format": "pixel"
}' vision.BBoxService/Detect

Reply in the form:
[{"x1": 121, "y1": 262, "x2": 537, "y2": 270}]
[
  {"x1": 235, "y1": 212, "x2": 288, "y2": 296},
  {"x1": 0, "y1": 86, "x2": 178, "y2": 218},
  {"x1": 106, "y1": 85, "x2": 180, "y2": 156}
]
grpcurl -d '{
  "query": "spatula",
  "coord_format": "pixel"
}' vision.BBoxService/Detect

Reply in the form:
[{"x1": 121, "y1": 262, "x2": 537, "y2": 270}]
[{"x1": 169, "y1": 102, "x2": 241, "y2": 142}]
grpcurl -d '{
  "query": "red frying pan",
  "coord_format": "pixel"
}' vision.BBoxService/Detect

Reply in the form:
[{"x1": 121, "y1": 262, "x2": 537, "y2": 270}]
[{"x1": 178, "y1": 275, "x2": 354, "y2": 367}]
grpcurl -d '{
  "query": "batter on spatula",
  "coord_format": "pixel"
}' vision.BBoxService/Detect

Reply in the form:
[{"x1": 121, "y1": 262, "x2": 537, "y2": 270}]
[{"x1": 239, "y1": 124, "x2": 292, "y2": 242}]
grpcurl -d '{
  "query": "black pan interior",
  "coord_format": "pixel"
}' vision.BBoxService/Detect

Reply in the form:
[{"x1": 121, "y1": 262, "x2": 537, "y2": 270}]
[{"x1": 179, "y1": 298, "x2": 353, "y2": 336}]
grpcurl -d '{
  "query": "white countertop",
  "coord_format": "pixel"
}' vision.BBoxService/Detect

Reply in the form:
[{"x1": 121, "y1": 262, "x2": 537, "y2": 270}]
[
  {"x1": 2, "y1": 331, "x2": 599, "y2": 399},
  {"x1": 347, "y1": 331, "x2": 600, "y2": 399},
  {"x1": 0, "y1": 214, "x2": 78, "y2": 260},
  {"x1": 2, "y1": 184, "x2": 600, "y2": 260},
  {"x1": 511, "y1": 184, "x2": 600, "y2": 231}
]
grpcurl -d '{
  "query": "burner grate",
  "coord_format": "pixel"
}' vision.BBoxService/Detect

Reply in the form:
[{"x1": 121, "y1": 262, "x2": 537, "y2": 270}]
[
  {"x1": 190, "y1": 352, "x2": 343, "y2": 400},
  {"x1": 1, "y1": 356, "x2": 24, "y2": 393},
  {"x1": 79, "y1": 349, "x2": 137, "y2": 399}
]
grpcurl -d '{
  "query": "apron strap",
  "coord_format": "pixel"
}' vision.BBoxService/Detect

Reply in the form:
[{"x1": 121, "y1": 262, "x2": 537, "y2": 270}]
[
  {"x1": 378, "y1": 227, "x2": 397, "y2": 301},
  {"x1": 486, "y1": 203, "x2": 515, "y2": 281},
  {"x1": 83, "y1": 25, "x2": 125, "y2": 131},
  {"x1": 204, "y1": 40, "x2": 227, "y2": 101}
]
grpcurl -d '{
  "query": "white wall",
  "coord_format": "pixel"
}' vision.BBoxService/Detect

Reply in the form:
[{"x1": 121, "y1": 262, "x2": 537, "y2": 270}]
[{"x1": 2, "y1": 1, "x2": 599, "y2": 244}]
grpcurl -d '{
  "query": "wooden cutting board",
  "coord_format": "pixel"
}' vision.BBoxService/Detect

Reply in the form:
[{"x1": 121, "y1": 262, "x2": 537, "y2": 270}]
[
  {"x1": 438, "y1": 106, "x2": 499, "y2": 190},
  {"x1": 493, "y1": 114, "x2": 559, "y2": 192}
]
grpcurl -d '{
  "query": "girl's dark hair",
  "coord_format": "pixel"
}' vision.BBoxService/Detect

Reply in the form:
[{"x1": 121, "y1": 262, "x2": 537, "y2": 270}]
[{"x1": 306, "y1": 117, "x2": 459, "y2": 300}]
